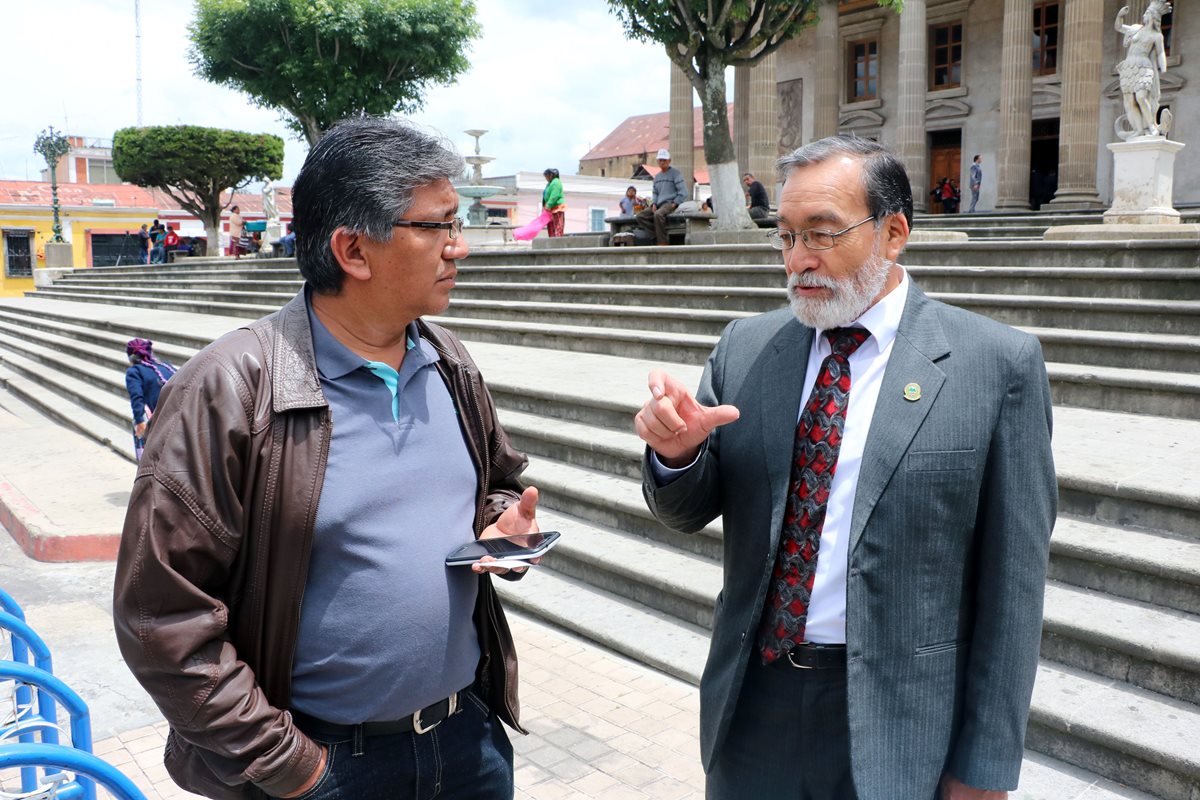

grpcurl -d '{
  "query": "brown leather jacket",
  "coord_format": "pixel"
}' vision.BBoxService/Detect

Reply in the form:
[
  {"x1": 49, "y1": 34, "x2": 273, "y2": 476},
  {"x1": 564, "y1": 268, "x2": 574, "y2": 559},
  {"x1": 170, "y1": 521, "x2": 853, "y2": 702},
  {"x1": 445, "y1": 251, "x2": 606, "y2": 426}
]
[{"x1": 113, "y1": 292, "x2": 528, "y2": 799}]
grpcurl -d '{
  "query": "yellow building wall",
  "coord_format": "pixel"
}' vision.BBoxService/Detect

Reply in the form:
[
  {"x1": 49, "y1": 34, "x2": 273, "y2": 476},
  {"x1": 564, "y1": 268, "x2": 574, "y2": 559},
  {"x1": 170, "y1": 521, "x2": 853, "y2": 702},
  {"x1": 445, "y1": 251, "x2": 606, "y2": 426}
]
[{"x1": 0, "y1": 206, "x2": 160, "y2": 295}]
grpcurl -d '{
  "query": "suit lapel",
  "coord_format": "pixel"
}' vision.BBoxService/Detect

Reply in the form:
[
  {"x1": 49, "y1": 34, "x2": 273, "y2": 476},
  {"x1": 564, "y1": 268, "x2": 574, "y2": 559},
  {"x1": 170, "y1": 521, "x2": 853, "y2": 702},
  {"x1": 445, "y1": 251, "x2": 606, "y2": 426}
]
[
  {"x1": 849, "y1": 284, "x2": 951, "y2": 556},
  {"x1": 756, "y1": 319, "x2": 812, "y2": 552}
]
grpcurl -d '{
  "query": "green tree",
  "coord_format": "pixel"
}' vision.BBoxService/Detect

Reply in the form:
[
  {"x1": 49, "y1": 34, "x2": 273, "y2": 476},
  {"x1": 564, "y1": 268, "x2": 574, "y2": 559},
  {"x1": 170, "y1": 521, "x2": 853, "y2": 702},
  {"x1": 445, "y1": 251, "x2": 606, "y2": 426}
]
[
  {"x1": 608, "y1": 1, "x2": 898, "y2": 230},
  {"x1": 189, "y1": 0, "x2": 480, "y2": 145},
  {"x1": 112, "y1": 126, "x2": 284, "y2": 256}
]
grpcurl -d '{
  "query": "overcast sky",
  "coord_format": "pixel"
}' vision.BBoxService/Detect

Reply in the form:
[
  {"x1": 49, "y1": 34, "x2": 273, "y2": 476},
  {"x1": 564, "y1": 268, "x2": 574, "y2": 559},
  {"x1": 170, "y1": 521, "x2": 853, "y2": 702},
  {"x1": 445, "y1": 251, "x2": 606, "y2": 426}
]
[{"x1": 0, "y1": 0, "x2": 677, "y2": 186}]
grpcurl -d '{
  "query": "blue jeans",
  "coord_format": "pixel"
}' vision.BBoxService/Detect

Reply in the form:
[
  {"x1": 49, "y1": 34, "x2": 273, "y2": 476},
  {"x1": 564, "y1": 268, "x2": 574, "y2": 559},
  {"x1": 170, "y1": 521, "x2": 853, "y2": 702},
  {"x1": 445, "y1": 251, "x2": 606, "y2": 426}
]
[{"x1": 291, "y1": 688, "x2": 513, "y2": 800}]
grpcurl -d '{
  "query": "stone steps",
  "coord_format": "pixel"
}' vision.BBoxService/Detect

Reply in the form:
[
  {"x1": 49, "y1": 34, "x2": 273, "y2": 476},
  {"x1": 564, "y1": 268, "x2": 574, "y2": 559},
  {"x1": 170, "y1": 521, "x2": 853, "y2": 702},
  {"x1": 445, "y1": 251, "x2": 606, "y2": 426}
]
[
  {"x1": 457, "y1": 240, "x2": 1200, "y2": 270},
  {"x1": 36, "y1": 286, "x2": 1200, "y2": 418},
  {"x1": 3, "y1": 253, "x2": 1198, "y2": 797},
  {"x1": 31, "y1": 263, "x2": 1200, "y2": 419},
  {"x1": 1050, "y1": 518, "x2": 1200, "y2": 615},
  {"x1": 1028, "y1": 661, "x2": 1200, "y2": 800},
  {"x1": 454, "y1": 267, "x2": 1200, "y2": 301},
  {"x1": 0, "y1": 347, "x2": 134, "y2": 460}
]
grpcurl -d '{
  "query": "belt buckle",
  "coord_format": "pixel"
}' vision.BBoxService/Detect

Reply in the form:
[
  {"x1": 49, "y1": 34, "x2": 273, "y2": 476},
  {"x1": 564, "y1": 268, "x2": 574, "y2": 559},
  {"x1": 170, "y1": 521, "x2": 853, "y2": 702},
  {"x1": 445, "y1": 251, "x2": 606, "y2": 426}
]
[
  {"x1": 412, "y1": 692, "x2": 457, "y2": 735},
  {"x1": 786, "y1": 649, "x2": 815, "y2": 670}
]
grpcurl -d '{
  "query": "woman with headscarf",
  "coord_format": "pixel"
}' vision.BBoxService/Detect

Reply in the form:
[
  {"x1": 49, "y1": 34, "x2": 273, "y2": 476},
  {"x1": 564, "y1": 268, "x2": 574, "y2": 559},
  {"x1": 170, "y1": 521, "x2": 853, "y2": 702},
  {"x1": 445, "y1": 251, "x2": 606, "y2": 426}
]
[
  {"x1": 125, "y1": 338, "x2": 177, "y2": 460},
  {"x1": 542, "y1": 168, "x2": 566, "y2": 237}
]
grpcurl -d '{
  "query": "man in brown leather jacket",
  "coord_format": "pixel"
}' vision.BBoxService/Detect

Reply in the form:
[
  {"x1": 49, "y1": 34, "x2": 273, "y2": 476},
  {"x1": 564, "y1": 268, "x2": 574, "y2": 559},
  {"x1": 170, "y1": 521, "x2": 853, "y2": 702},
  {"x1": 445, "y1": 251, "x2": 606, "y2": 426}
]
[{"x1": 114, "y1": 118, "x2": 538, "y2": 800}]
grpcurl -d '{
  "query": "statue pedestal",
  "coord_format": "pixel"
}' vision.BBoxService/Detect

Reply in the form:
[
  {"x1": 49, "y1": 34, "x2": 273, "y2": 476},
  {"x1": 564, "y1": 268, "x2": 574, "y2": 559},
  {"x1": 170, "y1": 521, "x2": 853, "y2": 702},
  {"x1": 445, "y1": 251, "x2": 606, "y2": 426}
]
[
  {"x1": 44, "y1": 242, "x2": 73, "y2": 268},
  {"x1": 1104, "y1": 137, "x2": 1185, "y2": 225}
]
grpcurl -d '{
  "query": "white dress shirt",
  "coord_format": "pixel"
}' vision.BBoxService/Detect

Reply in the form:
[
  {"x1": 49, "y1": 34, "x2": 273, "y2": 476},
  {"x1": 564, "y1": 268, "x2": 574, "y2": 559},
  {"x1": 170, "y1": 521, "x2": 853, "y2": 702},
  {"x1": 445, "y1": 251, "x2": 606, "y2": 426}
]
[
  {"x1": 652, "y1": 268, "x2": 910, "y2": 644},
  {"x1": 797, "y1": 269, "x2": 907, "y2": 642}
]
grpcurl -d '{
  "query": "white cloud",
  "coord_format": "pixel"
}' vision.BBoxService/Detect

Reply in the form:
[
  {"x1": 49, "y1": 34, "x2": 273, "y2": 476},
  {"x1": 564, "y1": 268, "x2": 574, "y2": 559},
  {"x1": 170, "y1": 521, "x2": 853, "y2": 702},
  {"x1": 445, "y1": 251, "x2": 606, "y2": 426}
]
[{"x1": 0, "y1": 0, "x2": 672, "y2": 186}]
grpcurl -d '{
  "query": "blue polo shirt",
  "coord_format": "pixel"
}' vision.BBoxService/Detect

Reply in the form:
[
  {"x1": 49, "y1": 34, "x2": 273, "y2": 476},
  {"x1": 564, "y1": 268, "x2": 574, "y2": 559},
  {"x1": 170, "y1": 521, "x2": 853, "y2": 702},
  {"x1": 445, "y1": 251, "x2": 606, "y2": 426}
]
[{"x1": 290, "y1": 294, "x2": 481, "y2": 723}]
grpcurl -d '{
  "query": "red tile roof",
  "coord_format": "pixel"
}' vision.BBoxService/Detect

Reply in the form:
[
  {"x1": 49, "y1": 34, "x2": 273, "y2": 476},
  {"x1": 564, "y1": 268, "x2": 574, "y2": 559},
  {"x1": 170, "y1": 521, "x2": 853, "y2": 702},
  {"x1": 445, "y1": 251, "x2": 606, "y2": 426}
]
[
  {"x1": 581, "y1": 105, "x2": 736, "y2": 161},
  {"x1": 0, "y1": 180, "x2": 293, "y2": 215}
]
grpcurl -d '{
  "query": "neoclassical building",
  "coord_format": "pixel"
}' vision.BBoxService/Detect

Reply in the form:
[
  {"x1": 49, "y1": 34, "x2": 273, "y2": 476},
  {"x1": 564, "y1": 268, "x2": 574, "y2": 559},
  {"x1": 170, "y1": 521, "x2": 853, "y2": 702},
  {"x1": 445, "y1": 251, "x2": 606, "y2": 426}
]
[{"x1": 661, "y1": 0, "x2": 1192, "y2": 212}]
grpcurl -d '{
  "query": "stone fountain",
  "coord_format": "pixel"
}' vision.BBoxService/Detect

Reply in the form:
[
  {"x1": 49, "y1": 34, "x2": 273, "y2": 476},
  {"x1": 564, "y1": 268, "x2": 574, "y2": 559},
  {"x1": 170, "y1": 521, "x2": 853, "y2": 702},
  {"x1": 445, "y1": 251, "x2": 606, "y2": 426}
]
[{"x1": 457, "y1": 129, "x2": 505, "y2": 227}]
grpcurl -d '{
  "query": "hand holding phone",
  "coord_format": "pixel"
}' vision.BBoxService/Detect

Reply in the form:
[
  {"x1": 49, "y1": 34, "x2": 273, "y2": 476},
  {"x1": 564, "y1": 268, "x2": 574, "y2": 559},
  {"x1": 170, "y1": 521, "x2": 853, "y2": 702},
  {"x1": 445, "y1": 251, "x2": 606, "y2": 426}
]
[{"x1": 445, "y1": 531, "x2": 561, "y2": 567}]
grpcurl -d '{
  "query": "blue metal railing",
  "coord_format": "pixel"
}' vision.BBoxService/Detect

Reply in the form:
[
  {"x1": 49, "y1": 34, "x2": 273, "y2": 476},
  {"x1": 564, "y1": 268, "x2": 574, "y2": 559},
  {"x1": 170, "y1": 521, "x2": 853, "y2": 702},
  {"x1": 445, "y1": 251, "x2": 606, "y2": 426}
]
[
  {"x1": 0, "y1": 662, "x2": 93, "y2": 800},
  {"x1": 0, "y1": 743, "x2": 146, "y2": 800},
  {"x1": 1, "y1": 592, "x2": 46, "y2": 792},
  {"x1": 0, "y1": 587, "x2": 149, "y2": 800}
]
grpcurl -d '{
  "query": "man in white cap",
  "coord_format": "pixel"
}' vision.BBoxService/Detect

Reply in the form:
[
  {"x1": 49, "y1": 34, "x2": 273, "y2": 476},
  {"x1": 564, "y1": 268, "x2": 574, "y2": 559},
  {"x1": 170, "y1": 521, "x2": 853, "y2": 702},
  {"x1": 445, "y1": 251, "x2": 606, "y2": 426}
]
[{"x1": 637, "y1": 148, "x2": 688, "y2": 246}]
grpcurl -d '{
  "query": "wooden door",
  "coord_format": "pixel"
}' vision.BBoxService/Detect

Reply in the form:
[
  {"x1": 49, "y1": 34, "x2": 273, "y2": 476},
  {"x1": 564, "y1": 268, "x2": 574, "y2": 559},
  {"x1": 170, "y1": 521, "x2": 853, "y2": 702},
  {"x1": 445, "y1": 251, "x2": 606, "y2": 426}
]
[{"x1": 928, "y1": 146, "x2": 962, "y2": 214}]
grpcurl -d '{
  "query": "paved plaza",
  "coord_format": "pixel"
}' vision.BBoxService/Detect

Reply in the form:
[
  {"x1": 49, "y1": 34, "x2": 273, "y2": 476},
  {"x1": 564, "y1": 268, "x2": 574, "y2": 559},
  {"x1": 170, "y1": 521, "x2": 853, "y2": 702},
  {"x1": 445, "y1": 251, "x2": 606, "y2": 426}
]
[
  {"x1": 0, "y1": 386, "x2": 1167, "y2": 800},
  {"x1": 1, "y1": 522, "x2": 706, "y2": 800}
]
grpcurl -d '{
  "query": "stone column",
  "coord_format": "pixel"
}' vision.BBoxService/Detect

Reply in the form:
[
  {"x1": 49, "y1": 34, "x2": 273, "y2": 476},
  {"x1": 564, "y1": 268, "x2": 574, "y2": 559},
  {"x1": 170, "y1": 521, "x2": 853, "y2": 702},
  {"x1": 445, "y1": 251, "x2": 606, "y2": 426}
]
[
  {"x1": 995, "y1": 0, "x2": 1034, "y2": 209},
  {"x1": 669, "y1": 63, "x2": 696, "y2": 196},
  {"x1": 735, "y1": 66, "x2": 752, "y2": 173},
  {"x1": 1050, "y1": 0, "x2": 1104, "y2": 208},
  {"x1": 812, "y1": 10, "x2": 841, "y2": 141},
  {"x1": 895, "y1": 0, "x2": 928, "y2": 212},
  {"x1": 749, "y1": 52, "x2": 780, "y2": 203}
]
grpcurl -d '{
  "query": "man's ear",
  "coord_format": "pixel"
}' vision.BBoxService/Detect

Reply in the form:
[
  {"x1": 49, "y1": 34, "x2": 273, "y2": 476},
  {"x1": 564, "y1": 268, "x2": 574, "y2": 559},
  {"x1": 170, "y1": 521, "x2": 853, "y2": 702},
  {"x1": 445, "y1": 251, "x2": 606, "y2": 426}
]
[
  {"x1": 329, "y1": 227, "x2": 372, "y2": 283},
  {"x1": 881, "y1": 212, "x2": 910, "y2": 262}
]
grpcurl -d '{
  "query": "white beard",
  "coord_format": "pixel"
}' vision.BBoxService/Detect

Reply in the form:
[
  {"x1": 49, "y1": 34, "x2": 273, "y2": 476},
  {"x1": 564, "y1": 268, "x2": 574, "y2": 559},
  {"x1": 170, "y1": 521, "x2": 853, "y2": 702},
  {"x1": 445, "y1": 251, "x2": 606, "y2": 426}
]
[{"x1": 787, "y1": 247, "x2": 893, "y2": 330}]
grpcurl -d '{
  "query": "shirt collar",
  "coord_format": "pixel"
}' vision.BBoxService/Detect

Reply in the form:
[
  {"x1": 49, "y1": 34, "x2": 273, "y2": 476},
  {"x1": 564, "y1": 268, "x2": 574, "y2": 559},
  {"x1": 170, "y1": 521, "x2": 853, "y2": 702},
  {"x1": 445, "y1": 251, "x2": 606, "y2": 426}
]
[
  {"x1": 816, "y1": 266, "x2": 908, "y2": 355},
  {"x1": 305, "y1": 288, "x2": 436, "y2": 380}
]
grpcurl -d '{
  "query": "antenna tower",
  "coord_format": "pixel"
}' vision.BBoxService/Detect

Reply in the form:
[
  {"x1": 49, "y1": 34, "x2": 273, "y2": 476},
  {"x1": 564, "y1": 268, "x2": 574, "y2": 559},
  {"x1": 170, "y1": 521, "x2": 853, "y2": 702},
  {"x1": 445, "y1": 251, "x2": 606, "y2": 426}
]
[{"x1": 135, "y1": 0, "x2": 144, "y2": 126}]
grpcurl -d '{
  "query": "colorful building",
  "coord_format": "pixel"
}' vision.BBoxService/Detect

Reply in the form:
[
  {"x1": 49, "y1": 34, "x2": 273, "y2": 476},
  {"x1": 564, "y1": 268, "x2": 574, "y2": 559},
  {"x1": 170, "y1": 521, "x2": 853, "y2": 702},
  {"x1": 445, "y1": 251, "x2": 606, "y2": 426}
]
[{"x1": 0, "y1": 181, "x2": 292, "y2": 297}]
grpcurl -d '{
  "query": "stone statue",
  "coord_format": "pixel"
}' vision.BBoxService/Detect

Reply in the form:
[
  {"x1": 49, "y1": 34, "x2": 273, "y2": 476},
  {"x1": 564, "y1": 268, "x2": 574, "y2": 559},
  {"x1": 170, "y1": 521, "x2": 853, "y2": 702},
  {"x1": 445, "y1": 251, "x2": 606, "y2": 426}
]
[
  {"x1": 1114, "y1": 0, "x2": 1171, "y2": 139},
  {"x1": 261, "y1": 180, "x2": 279, "y2": 222}
]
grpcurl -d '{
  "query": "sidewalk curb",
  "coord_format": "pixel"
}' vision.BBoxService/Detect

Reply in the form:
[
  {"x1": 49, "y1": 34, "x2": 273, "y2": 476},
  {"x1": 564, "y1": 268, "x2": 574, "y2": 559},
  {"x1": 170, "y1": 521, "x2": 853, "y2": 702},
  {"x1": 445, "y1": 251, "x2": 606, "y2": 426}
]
[{"x1": 0, "y1": 475, "x2": 120, "y2": 562}]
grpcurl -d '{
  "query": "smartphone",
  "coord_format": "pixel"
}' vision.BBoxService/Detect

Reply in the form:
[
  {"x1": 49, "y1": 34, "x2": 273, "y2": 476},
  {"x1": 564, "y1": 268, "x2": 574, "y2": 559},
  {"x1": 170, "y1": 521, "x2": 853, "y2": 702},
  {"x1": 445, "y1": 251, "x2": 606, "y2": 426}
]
[{"x1": 445, "y1": 531, "x2": 561, "y2": 565}]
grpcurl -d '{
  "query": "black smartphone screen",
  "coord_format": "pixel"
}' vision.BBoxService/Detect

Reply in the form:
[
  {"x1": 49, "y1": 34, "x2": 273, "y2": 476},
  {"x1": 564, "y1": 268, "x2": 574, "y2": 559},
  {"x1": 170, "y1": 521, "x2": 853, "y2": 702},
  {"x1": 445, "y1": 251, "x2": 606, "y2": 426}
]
[{"x1": 445, "y1": 531, "x2": 561, "y2": 563}]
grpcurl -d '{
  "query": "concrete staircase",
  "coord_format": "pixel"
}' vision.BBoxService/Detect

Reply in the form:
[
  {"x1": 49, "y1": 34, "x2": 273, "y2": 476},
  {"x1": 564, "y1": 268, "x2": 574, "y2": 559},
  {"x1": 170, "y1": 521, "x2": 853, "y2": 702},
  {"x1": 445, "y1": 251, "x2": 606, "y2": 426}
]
[
  {"x1": 914, "y1": 208, "x2": 1200, "y2": 240},
  {"x1": 1, "y1": 239, "x2": 1198, "y2": 798}
]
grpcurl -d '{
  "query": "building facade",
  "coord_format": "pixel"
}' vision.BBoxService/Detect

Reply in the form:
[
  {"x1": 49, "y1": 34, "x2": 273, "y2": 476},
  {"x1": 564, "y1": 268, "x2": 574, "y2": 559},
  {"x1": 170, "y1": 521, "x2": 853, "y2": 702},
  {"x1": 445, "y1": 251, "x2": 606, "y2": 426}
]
[
  {"x1": 0, "y1": 181, "x2": 290, "y2": 296},
  {"x1": 632, "y1": 0, "x2": 1190, "y2": 213},
  {"x1": 770, "y1": 0, "x2": 1190, "y2": 211},
  {"x1": 578, "y1": 105, "x2": 735, "y2": 185}
]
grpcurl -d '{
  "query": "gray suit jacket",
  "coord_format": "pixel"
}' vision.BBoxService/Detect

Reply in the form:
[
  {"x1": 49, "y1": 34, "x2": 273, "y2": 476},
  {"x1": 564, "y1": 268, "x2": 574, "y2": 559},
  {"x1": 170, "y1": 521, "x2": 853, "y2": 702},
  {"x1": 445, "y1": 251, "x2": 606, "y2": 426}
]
[{"x1": 643, "y1": 281, "x2": 1056, "y2": 798}]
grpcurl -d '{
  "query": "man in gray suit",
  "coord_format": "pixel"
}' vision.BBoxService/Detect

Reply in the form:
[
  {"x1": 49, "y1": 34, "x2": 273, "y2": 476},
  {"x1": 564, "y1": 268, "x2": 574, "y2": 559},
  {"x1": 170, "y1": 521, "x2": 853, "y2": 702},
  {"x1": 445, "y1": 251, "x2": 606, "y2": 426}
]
[{"x1": 635, "y1": 136, "x2": 1056, "y2": 800}]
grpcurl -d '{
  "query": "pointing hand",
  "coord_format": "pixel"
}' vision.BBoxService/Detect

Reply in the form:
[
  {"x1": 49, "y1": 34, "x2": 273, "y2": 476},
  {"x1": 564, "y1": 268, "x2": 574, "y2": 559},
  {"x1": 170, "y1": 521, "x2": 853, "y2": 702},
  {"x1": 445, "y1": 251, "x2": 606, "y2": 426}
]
[{"x1": 634, "y1": 369, "x2": 739, "y2": 468}]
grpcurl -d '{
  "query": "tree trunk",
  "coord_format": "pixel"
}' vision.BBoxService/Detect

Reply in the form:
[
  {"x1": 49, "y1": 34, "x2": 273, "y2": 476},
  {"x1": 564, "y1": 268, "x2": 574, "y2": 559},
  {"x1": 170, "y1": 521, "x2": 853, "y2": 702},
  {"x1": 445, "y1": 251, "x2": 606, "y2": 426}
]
[
  {"x1": 202, "y1": 205, "x2": 222, "y2": 260},
  {"x1": 301, "y1": 115, "x2": 323, "y2": 147},
  {"x1": 698, "y1": 70, "x2": 755, "y2": 231}
]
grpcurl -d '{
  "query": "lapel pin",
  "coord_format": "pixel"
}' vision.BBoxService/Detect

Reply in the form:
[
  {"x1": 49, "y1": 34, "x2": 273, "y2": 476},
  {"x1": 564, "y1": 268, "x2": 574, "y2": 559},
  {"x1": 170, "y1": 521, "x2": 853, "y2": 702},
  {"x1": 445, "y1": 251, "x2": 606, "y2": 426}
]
[{"x1": 903, "y1": 382, "x2": 922, "y2": 402}]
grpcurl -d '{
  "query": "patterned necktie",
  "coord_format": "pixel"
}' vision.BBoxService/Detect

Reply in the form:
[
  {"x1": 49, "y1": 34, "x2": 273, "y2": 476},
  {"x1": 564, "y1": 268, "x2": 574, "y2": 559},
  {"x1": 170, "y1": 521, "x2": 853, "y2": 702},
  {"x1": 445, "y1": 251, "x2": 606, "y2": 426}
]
[{"x1": 758, "y1": 326, "x2": 871, "y2": 664}]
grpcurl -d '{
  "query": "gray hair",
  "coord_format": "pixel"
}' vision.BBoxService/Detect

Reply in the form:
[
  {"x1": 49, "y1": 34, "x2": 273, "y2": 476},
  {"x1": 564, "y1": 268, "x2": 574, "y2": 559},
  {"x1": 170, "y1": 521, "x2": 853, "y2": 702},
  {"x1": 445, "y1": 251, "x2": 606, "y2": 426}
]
[
  {"x1": 292, "y1": 117, "x2": 464, "y2": 293},
  {"x1": 776, "y1": 136, "x2": 913, "y2": 230}
]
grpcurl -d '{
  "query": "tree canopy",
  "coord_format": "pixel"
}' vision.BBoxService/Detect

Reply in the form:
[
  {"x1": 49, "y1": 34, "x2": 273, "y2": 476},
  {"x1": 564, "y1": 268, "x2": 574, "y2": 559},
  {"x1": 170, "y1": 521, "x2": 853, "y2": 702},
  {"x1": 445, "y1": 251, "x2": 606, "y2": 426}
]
[
  {"x1": 189, "y1": 0, "x2": 480, "y2": 145},
  {"x1": 608, "y1": 1, "x2": 898, "y2": 229},
  {"x1": 112, "y1": 126, "x2": 284, "y2": 251}
]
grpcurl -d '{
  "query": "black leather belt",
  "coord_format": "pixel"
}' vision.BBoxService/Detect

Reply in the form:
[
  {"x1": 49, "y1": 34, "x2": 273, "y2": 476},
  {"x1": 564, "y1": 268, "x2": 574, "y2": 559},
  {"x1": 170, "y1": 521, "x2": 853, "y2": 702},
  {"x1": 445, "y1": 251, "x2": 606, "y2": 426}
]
[
  {"x1": 783, "y1": 642, "x2": 847, "y2": 670},
  {"x1": 291, "y1": 690, "x2": 463, "y2": 738}
]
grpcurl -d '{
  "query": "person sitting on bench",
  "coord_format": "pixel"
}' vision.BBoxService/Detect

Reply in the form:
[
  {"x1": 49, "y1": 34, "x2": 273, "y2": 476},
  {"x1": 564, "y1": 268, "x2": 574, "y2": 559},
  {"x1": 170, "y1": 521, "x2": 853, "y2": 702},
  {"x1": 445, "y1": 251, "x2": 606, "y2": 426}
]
[{"x1": 636, "y1": 149, "x2": 687, "y2": 246}]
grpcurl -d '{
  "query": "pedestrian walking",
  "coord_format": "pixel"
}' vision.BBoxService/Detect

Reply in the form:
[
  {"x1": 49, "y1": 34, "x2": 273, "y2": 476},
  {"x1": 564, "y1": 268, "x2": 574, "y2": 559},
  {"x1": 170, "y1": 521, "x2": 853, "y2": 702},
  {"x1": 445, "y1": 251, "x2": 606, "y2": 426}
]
[
  {"x1": 543, "y1": 168, "x2": 566, "y2": 237},
  {"x1": 124, "y1": 338, "x2": 176, "y2": 461},
  {"x1": 228, "y1": 204, "x2": 244, "y2": 258},
  {"x1": 969, "y1": 155, "x2": 983, "y2": 213}
]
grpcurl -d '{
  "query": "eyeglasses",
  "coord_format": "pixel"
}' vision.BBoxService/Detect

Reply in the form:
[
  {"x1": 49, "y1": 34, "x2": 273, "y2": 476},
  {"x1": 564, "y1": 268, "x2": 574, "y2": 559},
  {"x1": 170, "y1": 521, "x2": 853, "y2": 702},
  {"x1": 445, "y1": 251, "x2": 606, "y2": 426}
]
[
  {"x1": 767, "y1": 215, "x2": 876, "y2": 251},
  {"x1": 393, "y1": 217, "x2": 464, "y2": 239}
]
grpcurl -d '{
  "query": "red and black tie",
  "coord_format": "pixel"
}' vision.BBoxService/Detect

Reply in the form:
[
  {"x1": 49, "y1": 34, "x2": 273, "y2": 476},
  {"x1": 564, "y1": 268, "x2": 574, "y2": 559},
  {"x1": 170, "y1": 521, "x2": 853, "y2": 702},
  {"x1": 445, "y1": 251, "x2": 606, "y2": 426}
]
[{"x1": 758, "y1": 326, "x2": 871, "y2": 664}]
